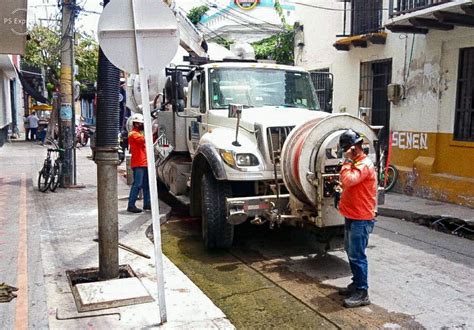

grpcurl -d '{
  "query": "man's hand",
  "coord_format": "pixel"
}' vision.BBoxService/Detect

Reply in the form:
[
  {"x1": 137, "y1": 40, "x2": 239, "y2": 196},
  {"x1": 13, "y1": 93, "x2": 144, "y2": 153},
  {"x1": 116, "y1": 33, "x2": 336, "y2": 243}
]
[{"x1": 344, "y1": 146, "x2": 356, "y2": 160}]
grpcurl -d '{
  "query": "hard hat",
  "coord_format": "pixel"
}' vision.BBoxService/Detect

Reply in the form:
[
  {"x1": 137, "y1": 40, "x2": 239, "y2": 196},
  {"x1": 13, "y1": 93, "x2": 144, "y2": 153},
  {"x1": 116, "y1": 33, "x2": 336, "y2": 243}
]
[
  {"x1": 339, "y1": 129, "x2": 363, "y2": 152},
  {"x1": 130, "y1": 113, "x2": 144, "y2": 124}
]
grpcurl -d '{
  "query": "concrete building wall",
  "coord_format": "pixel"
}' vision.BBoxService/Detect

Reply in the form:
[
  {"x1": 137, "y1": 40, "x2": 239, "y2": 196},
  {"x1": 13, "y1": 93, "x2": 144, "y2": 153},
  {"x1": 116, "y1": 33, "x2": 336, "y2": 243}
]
[
  {"x1": 0, "y1": 55, "x2": 24, "y2": 145},
  {"x1": 295, "y1": 1, "x2": 474, "y2": 207}
]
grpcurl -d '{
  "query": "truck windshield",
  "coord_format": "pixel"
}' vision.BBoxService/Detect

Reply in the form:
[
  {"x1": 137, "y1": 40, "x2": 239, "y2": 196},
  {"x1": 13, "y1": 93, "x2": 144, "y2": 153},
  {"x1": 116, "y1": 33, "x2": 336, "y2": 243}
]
[{"x1": 209, "y1": 68, "x2": 320, "y2": 110}]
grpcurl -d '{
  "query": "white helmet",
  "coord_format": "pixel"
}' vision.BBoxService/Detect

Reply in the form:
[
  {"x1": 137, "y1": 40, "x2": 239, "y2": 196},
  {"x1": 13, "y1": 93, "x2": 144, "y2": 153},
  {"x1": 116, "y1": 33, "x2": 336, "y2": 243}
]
[{"x1": 130, "y1": 113, "x2": 144, "y2": 123}]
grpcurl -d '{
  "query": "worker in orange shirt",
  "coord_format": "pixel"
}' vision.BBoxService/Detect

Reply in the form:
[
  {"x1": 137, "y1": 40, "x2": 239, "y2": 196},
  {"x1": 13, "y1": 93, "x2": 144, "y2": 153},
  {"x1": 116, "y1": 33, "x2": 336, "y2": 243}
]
[
  {"x1": 337, "y1": 129, "x2": 377, "y2": 308},
  {"x1": 127, "y1": 113, "x2": 151, "y2": 213}
]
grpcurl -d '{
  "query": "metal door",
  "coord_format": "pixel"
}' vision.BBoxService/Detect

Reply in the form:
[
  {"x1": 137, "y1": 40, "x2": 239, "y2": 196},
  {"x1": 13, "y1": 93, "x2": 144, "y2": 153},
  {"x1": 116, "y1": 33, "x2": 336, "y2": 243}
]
[{"x1": 359, "y1": 60, "x2": 392, "y2": 147}]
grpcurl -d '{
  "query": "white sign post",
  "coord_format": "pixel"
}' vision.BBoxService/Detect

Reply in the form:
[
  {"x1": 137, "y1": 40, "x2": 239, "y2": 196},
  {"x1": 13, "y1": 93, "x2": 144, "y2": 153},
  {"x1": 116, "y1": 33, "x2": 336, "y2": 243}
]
[{"x1": 98, "y1": 0, "x2": 180, "y2": 323}]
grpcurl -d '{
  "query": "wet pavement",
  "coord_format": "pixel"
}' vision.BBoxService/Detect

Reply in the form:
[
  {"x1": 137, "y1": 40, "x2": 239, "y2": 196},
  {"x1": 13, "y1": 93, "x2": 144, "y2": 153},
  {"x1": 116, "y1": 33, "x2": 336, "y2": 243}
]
[{"x1": 161, "y1": 196, "x2": 474, "y2": 329}]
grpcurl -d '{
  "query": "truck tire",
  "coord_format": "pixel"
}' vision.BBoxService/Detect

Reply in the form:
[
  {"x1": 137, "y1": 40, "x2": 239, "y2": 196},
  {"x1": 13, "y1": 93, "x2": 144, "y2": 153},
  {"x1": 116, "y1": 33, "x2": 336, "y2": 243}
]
[{"x1": 201, "y1": 172, "x2": 234, "y2": 249}]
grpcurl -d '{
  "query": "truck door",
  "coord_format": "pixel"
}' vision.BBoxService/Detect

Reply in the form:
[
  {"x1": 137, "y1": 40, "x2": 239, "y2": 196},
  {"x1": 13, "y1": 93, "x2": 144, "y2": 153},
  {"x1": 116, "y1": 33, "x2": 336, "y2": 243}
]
[{"x1": 186, "y1": 73, "x2": 206, "y2": 156}]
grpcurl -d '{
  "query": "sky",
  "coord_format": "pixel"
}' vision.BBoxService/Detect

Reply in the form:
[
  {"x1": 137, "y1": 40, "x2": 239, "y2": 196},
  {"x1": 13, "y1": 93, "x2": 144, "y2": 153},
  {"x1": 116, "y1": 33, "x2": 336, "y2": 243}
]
[{"x1": 27, "y1": 0, "x2": 203, "y2": 37}]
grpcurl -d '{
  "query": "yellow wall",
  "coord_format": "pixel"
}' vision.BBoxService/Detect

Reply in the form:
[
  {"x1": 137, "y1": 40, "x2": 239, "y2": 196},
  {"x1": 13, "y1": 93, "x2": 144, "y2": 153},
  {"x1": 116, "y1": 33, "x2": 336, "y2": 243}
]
[{"x1": 391, "y1": 131, "x2": 474, "y2": 207}]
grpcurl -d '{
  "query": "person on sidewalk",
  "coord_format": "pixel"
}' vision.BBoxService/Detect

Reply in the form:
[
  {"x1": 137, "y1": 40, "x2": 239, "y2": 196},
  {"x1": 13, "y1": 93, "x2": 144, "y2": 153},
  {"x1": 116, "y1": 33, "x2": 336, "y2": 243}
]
[
  {"x1": 27, "y1": 111, "x2": 39, "y2": 141},
  {"x1": 337, "y1": 129, "x2": 377, "y2": 308},
  {"x1": 127, "y1": 113, "x2": 151, "y2": 213},
  {"x1": 23, "y1": 114, "x2": 30, "y2": 141}
]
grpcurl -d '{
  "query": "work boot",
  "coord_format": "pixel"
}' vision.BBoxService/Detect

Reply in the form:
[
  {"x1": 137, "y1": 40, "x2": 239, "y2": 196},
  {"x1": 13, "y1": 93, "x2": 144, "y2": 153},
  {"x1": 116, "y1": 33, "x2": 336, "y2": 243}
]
[
  {"x1": 127, "y1": 206, "x2": 142, "y2": 213},
  {"x1": 338, "y1": 283, "x2": 356, "y2": 296},
  {"x1": 143, "y1": 205, "x2": 151, "y2": 211},
  {"x1": 343, "y1": 289, "x2": 371, "y2": 308}
]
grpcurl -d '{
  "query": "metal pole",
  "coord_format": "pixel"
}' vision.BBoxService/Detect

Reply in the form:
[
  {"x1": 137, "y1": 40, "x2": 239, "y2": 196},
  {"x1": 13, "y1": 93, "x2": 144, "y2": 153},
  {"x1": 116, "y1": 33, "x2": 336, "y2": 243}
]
[
  {"x1": 131, "y1": 0, "x2": 167, "y2": 322},
  {"x1": 59, "y1": 0, "x2": 75, "y2": 187},
  {"x1": 96, "y1": 149, "x2": 119, "y2": 279},
  {"x1": 71, "y1": 29, "x2": 77, "y2": 185}
]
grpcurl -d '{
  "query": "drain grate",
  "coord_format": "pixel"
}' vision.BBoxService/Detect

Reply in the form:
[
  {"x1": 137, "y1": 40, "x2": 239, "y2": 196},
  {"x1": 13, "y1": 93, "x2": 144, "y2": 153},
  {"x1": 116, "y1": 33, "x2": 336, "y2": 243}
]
[{"x1": 66, "y1": 264, "x2": 154, "y2": 312}]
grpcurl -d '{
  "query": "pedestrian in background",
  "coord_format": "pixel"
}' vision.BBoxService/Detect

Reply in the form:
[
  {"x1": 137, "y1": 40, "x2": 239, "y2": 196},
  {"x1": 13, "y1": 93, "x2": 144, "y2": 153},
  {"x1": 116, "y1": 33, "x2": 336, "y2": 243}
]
[
  {"x1": 23, "y1": 114, "x2": 30, "y2": 141},
  {"x1": 127, "y1": 113, "x2": 150, "y2": 213},
  {"x1": 27, "y1": 111, "x2": 39, "y2": 141},
  {"x1": 337, "y1": 129, "x2": 377, "y2": 308}
]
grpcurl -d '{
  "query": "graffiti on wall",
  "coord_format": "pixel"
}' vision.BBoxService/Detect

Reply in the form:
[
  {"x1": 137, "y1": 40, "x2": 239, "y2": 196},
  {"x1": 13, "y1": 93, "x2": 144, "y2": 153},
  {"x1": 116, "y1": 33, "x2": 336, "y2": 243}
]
[{"x1": 392, "y1": 131, "x2": 428, "y2": 150}]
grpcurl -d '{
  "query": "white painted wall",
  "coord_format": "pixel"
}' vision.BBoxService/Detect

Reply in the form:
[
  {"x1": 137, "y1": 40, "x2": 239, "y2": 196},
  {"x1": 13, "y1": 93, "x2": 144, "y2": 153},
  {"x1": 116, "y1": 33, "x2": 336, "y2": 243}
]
[{"x1": 295, "y1": 0, "x2": 474, "y2": 134}]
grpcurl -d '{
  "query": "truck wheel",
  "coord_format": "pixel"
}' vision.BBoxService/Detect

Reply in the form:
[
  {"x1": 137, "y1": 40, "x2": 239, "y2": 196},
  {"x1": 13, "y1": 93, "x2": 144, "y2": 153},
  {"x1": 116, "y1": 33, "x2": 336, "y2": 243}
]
[{"x1": 201, "y1": 172, "x2": 234, "y2": 249}]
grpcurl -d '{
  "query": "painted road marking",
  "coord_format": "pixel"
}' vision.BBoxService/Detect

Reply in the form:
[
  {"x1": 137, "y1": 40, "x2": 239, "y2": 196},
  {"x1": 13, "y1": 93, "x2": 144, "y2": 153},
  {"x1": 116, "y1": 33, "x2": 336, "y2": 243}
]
[{"x1": 15, "y1": 174, "x2": 28, "y2": 330}]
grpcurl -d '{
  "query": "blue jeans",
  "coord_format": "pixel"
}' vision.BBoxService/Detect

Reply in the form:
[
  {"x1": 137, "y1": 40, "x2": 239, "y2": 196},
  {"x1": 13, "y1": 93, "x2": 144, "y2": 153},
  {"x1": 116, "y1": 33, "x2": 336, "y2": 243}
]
[
  {"x1": 30, "y1": 127, "x2": 38, "y2": 141},
  {"x1": 344, "y1": 218, "x2": 375, "y2": 290},
  {"x1": 128, "y1": 167, "x2": 150, "y2": 209}
]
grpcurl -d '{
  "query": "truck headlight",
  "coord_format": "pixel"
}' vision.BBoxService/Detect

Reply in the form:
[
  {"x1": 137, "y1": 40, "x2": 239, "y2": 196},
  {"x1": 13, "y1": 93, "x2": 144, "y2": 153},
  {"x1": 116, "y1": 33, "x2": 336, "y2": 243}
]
[
  {"x1": 219, "y1": 150, "x2": 236, "y2": 167},
  {"x1": 235, "y1": 153, "x2": 259, "y2": 166}
]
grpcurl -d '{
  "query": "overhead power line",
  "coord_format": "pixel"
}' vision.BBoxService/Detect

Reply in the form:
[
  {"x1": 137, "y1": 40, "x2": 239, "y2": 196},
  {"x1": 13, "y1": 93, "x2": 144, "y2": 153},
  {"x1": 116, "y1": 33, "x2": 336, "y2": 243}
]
[{"x1": 198, "y1": 0, "x2": 285, "y2": 31}]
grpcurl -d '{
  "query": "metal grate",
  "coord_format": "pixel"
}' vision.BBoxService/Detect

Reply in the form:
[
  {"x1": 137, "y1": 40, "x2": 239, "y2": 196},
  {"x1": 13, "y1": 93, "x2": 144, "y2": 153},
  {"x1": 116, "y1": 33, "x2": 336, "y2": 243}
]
[
  {"x1": 454, "y1": 47, "x2": 474, "y2": 142},
  {"x1": 389, "y1": 0, "x2": 450, "y2": 17},
  {"x1": 351, "y1": 0, "x2": 383, "y2": 35},
  {"x1": 310, "y1": 69, "x2": 333, "y2": 113},
  {"x1": 267, "y1": 126, "x2": 294, "y2": 164}
]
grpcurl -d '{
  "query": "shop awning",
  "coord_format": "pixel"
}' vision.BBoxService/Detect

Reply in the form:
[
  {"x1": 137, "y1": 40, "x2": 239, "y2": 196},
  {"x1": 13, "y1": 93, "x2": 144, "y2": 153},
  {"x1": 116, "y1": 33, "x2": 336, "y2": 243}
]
[{"x1": 15, "y1": 67, "x2": 49, "y2": 105}]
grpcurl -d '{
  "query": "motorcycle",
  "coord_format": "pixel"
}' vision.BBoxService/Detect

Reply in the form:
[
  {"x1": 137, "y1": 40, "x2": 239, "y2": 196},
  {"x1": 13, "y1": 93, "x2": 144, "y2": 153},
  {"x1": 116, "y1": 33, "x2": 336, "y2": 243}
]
[
  {"x1": 118, "y1": 129, "x2": 128, "y2": 165},
  {"x1": 75, "y1": 121, "x2": 90, "y2": 147}
]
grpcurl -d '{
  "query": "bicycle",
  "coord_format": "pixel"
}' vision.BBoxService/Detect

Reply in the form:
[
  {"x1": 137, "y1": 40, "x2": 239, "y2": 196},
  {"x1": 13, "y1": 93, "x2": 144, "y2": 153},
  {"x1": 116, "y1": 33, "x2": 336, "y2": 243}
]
[
  {"x1": 38, "y1": 147, "x2": 64, "y2": 192},
  {"x1": 378, "y1": 147, "x2": 399, "y2": 192}
]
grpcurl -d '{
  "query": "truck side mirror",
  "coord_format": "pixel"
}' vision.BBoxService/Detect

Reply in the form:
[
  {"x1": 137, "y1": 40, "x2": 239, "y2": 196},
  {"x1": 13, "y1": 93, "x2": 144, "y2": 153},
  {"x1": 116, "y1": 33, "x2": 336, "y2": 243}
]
[
  {"x1": 165, "y1": 70, "x2": 186, "y2": 112},
  {"x1": 229, "y1": 104, "x2": 243, "y2": 147}
]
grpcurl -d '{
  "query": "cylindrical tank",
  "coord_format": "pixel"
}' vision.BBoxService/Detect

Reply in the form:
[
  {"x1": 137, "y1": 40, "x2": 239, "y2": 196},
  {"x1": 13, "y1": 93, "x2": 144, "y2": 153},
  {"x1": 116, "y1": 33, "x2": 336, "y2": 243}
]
[{"x1": 281, "y1": 114, "x2": 378, "y2": 208}]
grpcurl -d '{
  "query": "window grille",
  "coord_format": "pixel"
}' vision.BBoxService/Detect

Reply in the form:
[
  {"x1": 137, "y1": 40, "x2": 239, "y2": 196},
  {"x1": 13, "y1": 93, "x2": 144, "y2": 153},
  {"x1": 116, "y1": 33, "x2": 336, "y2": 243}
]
[{"x1": 454, "y1": 47, "x2": 474, "y2": 142}]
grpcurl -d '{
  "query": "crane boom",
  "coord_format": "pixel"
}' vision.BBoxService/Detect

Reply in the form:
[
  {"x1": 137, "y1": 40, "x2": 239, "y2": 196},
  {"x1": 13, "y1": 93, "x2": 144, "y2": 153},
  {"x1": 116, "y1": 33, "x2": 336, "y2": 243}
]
[{"x1": 163, "y1": 1, "x2": 208, "y2": 58}]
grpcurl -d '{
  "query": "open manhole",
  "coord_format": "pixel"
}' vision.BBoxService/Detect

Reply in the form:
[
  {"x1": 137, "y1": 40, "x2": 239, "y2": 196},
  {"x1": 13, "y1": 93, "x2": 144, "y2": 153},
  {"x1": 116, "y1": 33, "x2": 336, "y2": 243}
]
[{"x1": 66, "y1": 265, "x2": 154, "y2": 312}]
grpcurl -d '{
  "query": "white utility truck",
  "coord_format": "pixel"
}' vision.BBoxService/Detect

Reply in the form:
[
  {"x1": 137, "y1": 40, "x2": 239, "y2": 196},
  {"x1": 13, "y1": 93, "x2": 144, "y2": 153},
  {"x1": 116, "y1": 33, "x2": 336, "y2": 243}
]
[
  {"x1": 124, "y1": 0, "x2": 381, "y2": 250},
  {"x1": 143, "y1": 60, "x2": 381, "y2": 249}
]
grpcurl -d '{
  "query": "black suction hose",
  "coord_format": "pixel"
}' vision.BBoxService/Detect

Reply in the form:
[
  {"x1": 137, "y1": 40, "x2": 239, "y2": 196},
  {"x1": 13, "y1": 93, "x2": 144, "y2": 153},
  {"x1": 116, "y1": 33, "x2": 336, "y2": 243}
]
[{"x1": 95, "y1": 0, "x2": 120, "y2": 148}]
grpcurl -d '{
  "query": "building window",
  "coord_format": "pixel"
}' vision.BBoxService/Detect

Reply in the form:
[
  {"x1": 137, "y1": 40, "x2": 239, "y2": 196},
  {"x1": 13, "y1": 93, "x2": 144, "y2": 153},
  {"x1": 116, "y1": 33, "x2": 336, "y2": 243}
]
[
  {"x1": 454, "y1": 47, "x2": 474, "y2": 142},
  {"x1": 351, "y1": 0, "x2": 383, "y2": 35},
  {"x1": 310, "y1": 69, "x2": 333, "y2": 113}
]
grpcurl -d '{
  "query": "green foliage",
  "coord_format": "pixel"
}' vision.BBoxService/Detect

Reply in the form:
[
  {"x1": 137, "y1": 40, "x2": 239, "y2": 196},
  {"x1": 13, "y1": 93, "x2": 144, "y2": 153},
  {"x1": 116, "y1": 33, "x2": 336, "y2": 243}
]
[
  {"x1": 252, "y1": 28, "x2": 294, "y2": 65},
  {"x1": 23, "y1": 24, "x2": 99, "y2": 90},
  {"x1": 187, "y1": 5, "x2": 209, "y2": 25},
  {"x1": 24, "y1": 24, "x2": 61, "y2": 87},
  {"x1": 215, "y1": 37, "x2": 233, "y2": 50},
  {"x1": 251, "y1": 0, "x2": 294, "y2": 65},
  {"x1": 274, "y1": 0, "x2": 287, "y2": 25},
  {"x1": 74, "y1": 31, "x2": 99, "y2": 84}
]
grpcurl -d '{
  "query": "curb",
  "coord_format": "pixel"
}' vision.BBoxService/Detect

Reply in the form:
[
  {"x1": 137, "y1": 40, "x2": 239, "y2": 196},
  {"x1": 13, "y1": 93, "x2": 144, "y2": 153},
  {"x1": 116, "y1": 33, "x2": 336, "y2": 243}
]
[
  {"x1": 378, "y1": 207, "x2": 473, "y2": 224},
  {"x1": 378, "y1": 207, "x2": 474, "y2": 239}
]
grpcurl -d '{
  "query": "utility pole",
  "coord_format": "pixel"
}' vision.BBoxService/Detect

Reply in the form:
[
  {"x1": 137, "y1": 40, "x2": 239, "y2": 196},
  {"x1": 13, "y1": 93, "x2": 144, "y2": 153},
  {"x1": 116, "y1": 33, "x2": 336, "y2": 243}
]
[{"x1": 59, "y1": 0, "x2": 76, "y2": 187}]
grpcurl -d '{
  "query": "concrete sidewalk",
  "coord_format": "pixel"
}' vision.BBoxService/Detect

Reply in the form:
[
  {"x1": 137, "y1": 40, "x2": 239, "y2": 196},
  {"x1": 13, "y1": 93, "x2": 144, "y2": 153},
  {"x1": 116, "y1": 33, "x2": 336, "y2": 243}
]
[
  {"x1": 379, "y1": 192, "x2": 473, "y2": 224},
  {"x1": 2, "y1": 141, "x2": 233, "y2": 329}
]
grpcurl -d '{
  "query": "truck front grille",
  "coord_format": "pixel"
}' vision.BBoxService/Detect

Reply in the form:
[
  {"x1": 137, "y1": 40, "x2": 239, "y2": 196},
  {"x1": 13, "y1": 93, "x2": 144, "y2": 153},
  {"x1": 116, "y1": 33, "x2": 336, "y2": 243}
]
[{"x1": 267, "y1": 126, "x2": 294, "y2": 164}]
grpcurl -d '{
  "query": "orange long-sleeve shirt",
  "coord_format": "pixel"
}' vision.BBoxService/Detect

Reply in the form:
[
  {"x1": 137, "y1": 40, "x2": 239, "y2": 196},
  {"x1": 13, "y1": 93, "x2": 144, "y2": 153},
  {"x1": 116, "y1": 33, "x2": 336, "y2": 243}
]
[
  {"x1": 339, "y1": 154, "x2": 377, "y2": 220},
  {"x1": 128, "y1": 128, "x2": 147, "y2": 168}
]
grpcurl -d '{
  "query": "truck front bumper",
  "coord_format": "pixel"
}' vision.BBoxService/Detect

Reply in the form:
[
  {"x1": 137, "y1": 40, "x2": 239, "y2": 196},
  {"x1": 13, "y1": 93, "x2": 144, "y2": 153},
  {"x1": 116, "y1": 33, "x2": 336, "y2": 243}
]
[{"x1": 226, "y1": 194, "x2": 290, "y2": 225}]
